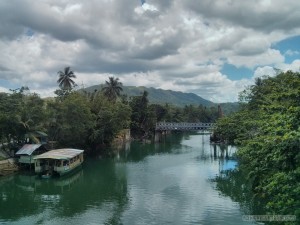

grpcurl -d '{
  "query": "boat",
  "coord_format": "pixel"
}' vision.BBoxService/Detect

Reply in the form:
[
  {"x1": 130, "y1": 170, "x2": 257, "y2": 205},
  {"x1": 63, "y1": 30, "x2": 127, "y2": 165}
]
[
  {"x1": 41, "y1": 173, "x2": 52, "y2": 179},
  {"x1": 34, "y1": 148, "x2": 84, "y2": 177}
]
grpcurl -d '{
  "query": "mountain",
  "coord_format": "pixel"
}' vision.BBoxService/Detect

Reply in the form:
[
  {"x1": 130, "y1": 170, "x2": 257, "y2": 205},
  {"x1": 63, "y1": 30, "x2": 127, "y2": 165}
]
[{"x1": 84, "y1": 85, "x2": 214, "y2": 107}]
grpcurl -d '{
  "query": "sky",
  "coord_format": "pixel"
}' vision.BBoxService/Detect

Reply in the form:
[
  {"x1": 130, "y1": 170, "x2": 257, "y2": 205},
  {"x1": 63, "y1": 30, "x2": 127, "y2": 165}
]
[{"x1": 0, "y1": 0, "x2": 300, "y2": 103}]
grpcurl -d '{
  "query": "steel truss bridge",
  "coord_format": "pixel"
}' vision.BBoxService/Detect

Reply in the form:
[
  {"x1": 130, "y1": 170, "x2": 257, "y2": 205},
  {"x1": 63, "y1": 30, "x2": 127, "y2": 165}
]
[{"x1": 155, "y1": 122, "x2": 215, "y2": 131}]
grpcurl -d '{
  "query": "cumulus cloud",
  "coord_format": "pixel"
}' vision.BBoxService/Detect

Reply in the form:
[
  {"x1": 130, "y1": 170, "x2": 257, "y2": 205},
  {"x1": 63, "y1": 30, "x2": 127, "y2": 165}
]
[
  {"x1": 253, "y1": 66, "x2": 277, "y2": 79},
  {"x1": 228, "y1": 49, "x2": 284, "y2": 69},
  {"x1": 0, "y1": 86, "x2": 9, "y2": 93},
  {"x1": 285, "y1": 50, "x2": 300, "y2": 56},
  {"x1": 142, "y1": 2, "x2": 158, "y2": 12},
  {"x1": 183, "y1": 0, "x2": 300, "y2": 32},
  {"x1": 277, "y1": 59, "x2": 300, "y2": 72},
  {"x1": 0, "y1": 0, "x2": 300, "y2": 102}
]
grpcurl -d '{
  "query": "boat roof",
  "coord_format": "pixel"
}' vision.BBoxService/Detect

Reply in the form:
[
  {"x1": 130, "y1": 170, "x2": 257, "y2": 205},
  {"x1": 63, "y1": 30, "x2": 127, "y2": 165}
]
[
  {"x1": 16, "y1": 144, "x2": 42, "y2": 156},
  {"x1": 34, "y1": 148, "x2": 84, "y2": 160}
]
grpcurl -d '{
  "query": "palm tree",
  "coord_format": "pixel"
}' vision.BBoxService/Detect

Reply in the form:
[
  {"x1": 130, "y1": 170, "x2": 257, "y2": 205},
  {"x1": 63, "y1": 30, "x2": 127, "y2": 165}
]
[
  {"x1": 102, "y1": 77, "x2": 123, "y2": 102},
  {"x1": 57, "y1": 66, "x2": 77, "y2": 90}
]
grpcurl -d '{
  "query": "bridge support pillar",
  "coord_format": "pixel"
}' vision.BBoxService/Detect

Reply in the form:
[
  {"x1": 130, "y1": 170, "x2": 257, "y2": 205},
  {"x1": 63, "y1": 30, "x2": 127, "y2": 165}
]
[
  {"x1": 155, "y1": 130, "x2": 168, "y2": 142},
  {"x1": 155, "y1": 131, "x2": 162, "y2": 142}
]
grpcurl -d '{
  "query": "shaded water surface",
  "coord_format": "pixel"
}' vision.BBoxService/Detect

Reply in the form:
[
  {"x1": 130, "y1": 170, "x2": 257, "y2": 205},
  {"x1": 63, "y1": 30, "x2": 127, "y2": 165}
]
[{"x1": 0, "y1": 133, "x2": 258, "y2": 225}]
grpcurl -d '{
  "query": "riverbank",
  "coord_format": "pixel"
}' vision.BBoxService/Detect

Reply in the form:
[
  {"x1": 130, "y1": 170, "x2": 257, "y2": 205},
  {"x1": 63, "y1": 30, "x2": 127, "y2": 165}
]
[{"x1": 0, "y1": 158, "x2": 18, "y2": 176}]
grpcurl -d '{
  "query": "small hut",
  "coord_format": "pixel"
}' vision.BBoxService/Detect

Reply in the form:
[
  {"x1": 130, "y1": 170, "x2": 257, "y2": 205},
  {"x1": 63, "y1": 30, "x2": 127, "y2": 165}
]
[{"x1": 15, "y1": 144, "x2": 48, "y2": 169}]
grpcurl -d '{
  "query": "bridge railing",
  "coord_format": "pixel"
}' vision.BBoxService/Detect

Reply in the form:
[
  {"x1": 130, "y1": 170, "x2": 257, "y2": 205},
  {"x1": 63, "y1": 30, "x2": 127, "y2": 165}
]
[{"x1": 155, "y1": 122, "x2": 215, "y2": 131}]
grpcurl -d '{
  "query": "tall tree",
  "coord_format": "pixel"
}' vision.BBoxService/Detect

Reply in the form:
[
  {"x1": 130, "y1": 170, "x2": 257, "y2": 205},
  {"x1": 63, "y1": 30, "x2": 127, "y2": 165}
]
[
  {"x1": 102, "y1": 77, "x2": 123, "y2": 102},
  {"x1": 57, "y1": 66, "x2": 77, "y2": 90},
  {"x1": 88, "y1": 92, "x2": 131, "y2": 152},
  {"x1": 52, "y1": 92, "x2": 94, "y2": 148},
  {"x1": 214, "y1": 71, "x2": 300, "y2": 220},
  {"x1": 129, "y1": 91, "x2": 155, "y2": 138},
  {"x1": 0, "y1": 88, "x2": 47, "y2": 149}
]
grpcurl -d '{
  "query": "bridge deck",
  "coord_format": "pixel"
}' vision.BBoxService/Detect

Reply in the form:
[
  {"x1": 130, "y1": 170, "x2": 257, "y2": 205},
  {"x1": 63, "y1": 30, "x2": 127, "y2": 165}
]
[{"x1": 155, "y1": 122, "x2": 215, "y2": 131}]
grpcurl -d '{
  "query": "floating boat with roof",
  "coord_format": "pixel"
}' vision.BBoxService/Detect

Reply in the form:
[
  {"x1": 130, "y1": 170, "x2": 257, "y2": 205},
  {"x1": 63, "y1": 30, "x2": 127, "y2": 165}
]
[{"x1": 34, "y1": 148, "x2": 84, "y2": 177}]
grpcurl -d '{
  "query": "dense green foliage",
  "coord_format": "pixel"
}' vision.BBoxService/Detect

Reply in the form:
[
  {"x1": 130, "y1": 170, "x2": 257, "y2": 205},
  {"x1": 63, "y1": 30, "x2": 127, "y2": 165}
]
[
  {"x1": 0, "y1": 71, "x2": 222, "y2": 155},
  {"x1": 47, "y1": 92, "x2": 94, "y2": 148},
  {"x1": 0, "y1": 87, "x2": 47, "y2": 151},
  {"x1": 214, "y1": 71, "x2": 300, "y2": 224},
  {"x1": 101, "y1": 77, "x2": 123, "y2": 102},
  {"x1": 57, "y1": 66, "x2": 77, "y2": 90}
]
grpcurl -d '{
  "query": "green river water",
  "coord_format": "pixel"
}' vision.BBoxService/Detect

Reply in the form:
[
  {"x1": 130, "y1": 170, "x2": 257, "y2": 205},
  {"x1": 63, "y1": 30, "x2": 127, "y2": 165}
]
[{"x1": 0, "y1": 132, "x2": 260, "y2": 225}]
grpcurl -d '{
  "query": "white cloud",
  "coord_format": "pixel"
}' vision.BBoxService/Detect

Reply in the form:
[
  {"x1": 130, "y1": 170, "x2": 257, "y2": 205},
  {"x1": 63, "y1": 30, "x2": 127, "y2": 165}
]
[
  {"x1": 233, "y1": 36, "x2": 270, "y2": 56},
  {"x1": 277, "y1": 59, "x2": 300, "y2": 72},
  {"x1": 228, "y1": 49, "x2": 284, "y2": 69},
  {"x1": 0, "y1": 86, "x2": 9, "y2": 93},
  {"x1": 253, "y1": 66, "x2": 276, "y2": 79},
  {"x1": 0, "y1": 0, "x2": 300, "y2": 102},
  {"x1": 285, "y1": 49, "x2": 300, "y2": 56},
  {"x1": 142, "y1": 3, "x2": 158, "y2": 12}
]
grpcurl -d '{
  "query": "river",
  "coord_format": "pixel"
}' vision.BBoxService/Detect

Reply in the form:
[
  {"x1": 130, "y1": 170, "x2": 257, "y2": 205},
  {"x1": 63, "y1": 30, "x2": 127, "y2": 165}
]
[{"x1": 0, "y1": 132, "x2": 259, "y2": 225}]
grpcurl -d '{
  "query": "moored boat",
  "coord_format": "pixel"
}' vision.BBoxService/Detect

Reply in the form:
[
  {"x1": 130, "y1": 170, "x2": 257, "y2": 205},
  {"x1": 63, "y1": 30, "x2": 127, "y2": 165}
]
[
  {"x1": 34, "y1": 148, "x2": 84, "y2": 177},
  {"x1": 41, "y1": 173, "x2": 52, "y2": 179}
]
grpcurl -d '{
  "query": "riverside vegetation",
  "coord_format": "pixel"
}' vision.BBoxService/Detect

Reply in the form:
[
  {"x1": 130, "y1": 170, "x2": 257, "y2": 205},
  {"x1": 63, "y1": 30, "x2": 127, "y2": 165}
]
[
  {"x1": 214, "y1": 71, "x2": 300, "y2": 225},
  {"x1": 0, "y1": 67, "x2": 220, "y2": 156},
  {"x1": 1, "y1": 68, "x2": 298, "y2": 224}
]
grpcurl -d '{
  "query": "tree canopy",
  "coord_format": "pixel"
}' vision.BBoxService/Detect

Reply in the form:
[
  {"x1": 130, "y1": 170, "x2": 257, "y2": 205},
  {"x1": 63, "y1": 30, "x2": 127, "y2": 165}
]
[
  {"x1": 214, "y1": 71, "x2": 300, "y2": 224},
  {"x1": 102, "y1": 77, "x2": 123, "y2": 102},
  {"x1": 57, "y1": 66, "x2": 77, "y2": 90},
  {"x1": 1, "y1": 74, "x2": 221, "y2": 155}
]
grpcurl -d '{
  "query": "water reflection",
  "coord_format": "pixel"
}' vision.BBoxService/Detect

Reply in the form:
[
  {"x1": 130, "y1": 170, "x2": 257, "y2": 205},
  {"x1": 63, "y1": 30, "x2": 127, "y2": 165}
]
[
  {"x1": 15, "y1": 170, "x2": 83, "y2": 194},
  {"x1": 0, "y1": 160, "x2": 129, "y2": 225},
  {"x1": 212, "y1": 142, "x2": 266, "y2": 225},
  {"x1": 0, "y1": 132, "x2": 259, "y2": 225},
  {"x1": 214, "y1": 164, "x2": 265, "y2": 218},
  {"x1": 118, "y1": 132, "x2": 185, "y2": 162}
]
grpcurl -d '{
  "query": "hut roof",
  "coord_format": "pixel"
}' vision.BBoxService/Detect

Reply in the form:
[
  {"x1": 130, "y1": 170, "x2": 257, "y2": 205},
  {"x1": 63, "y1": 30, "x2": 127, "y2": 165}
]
[
  {"x1": 34, "y1": 149, "x2": 84, "y2": 160},
  {"x1": 16, "y1": 144, "x2": 42, "y2": 156}
]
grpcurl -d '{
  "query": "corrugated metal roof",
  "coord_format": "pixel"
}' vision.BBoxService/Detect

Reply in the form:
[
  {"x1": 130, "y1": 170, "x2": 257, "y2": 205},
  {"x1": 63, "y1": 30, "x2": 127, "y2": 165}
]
[
  {"x1": 34, "y1": 148, "x2": 84, "y2": 160},
  {"x1": 16, "y1": 144, "x2": 42, "y2": 156}
]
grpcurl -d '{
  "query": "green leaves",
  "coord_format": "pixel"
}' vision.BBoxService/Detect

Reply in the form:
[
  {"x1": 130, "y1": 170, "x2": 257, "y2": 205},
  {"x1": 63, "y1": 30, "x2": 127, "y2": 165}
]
[
  {"x1": 0, "y1": 89, "x2": 47, "y2": 146},
  {"x1": 214, "y1": 71, "x2": 300, "y2": 223},
  {"x1": 51, "y1": 92, "x2": 94, "y2": 148},
  {"x1": 88, "y1": 92, "x2": 131, "y2": 150},
  {"x1": 101, "y1": 77, "x2": 123, "y2": 103},
  {"x1": 57, "y1": 66, "x2": 77, "y2": 90}
]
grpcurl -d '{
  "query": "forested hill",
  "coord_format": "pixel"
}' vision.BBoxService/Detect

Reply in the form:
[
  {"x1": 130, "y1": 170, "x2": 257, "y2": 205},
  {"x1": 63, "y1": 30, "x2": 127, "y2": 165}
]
[{"x1": 84, "y1": 85, "x2": 214, "y2": 107}]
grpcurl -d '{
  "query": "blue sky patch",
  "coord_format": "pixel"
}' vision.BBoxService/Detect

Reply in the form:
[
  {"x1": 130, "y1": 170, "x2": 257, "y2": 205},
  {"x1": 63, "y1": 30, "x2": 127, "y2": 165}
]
[
  {"x1": 221, "y1": 63, "x2": 254, "y2": 80},
  {"x1": 0, "y1": 79, "x2": 19, "y2": 91},
  {"x1": 25, "y1": 28, "x2": 35, "y2": 37},
  {"x1": 273, "y1": 35, "x2": 300, "y2": 64}
]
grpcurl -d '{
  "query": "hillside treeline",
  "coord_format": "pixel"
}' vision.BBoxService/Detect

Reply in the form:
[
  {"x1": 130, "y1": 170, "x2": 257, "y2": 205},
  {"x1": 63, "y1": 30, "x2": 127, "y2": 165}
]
[
  {"x1": 0, "y1": 80, "x2": 220, "y2": 155},
  {"x1": 214, "y1": 71, "x2": 300, "y2": 224}
]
